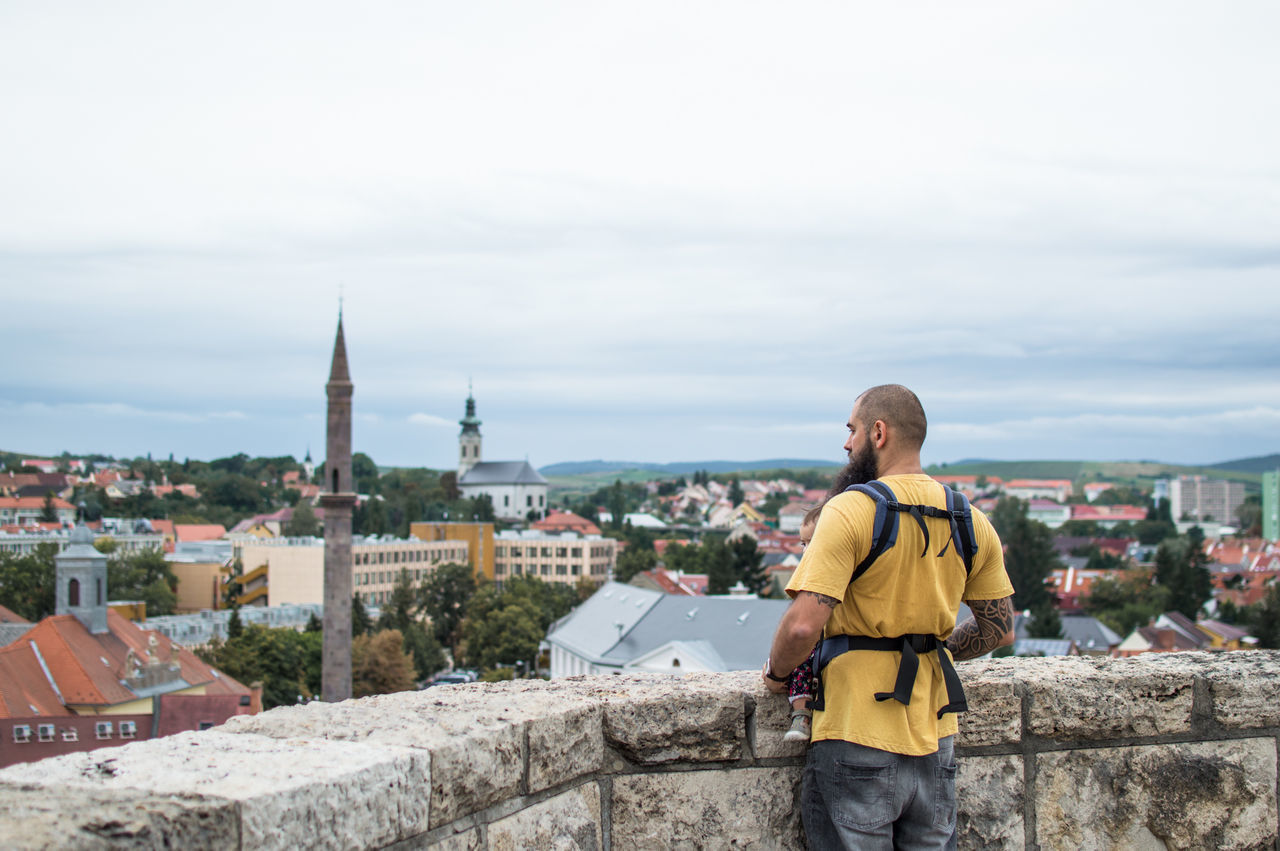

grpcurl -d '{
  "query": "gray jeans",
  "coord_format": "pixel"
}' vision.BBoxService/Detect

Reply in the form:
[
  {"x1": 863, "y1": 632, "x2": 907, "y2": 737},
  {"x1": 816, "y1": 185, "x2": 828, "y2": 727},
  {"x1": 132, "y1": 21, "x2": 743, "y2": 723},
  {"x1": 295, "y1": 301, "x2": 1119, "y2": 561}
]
[{"x1": 801, "y1": 736, "x2": 958, "y2": 850}]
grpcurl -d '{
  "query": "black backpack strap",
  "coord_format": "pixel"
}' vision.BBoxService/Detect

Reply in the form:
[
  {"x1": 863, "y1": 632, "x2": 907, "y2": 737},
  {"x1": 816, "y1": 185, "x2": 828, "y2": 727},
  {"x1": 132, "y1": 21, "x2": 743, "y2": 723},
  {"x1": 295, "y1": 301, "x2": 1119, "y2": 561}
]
[
  {"x1": 813, "y1": 633, "x2": 968, "y2": 718},
  {"x1": 843, "y1": 481, "x2": 898, "y2": 583},
  {"x1": 941, "y1": 485, "x2": 978, "y2": 576}
]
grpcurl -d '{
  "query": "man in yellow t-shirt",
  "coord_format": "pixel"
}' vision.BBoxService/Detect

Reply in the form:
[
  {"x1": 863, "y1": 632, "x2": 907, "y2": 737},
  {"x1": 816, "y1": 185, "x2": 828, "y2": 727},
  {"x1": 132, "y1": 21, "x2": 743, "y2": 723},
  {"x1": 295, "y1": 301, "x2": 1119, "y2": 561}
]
[{"x1": 763, "y1": 385, "x2": 1015, "y2": 850}]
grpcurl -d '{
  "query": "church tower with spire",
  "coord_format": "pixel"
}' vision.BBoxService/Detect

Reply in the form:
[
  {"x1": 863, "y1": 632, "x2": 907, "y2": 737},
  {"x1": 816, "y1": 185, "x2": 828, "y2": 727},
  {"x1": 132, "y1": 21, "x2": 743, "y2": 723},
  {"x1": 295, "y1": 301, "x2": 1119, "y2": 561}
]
[
  {"x1": 319, "y1": 310, "x2": 356, "y2": 702},
  {"x1": 458, "y1": 384, "x2": 483, "y2": 477}
]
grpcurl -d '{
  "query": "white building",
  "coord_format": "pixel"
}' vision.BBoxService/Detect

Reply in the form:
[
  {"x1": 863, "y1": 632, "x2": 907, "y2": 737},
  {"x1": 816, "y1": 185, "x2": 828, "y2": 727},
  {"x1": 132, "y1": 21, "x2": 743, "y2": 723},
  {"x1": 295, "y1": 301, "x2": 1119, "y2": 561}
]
[
  {"x1": 492, "y1": 529, "x2": 616, "y2": 587},
  {"x1": 453, "y1": 390, "x2": 548, "y2": 520}
]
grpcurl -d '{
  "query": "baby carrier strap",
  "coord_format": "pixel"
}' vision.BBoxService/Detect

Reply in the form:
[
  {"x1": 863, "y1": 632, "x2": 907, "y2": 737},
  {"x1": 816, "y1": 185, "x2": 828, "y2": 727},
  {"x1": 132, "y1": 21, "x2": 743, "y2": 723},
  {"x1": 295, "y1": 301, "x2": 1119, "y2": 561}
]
[
  {"x1": 843, "y1": 481, "x2": 977, "y2": 578},
  {"x1": 812, "y1": 634, "x2": 968, "y2": 718}
]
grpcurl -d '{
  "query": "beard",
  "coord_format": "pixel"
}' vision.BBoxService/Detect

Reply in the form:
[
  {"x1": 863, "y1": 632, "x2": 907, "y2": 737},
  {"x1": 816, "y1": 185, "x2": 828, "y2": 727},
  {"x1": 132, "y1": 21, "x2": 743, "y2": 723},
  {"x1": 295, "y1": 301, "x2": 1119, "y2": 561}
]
[{"x1": 828, "y1": 442, "x2": 879, "y2": 498}]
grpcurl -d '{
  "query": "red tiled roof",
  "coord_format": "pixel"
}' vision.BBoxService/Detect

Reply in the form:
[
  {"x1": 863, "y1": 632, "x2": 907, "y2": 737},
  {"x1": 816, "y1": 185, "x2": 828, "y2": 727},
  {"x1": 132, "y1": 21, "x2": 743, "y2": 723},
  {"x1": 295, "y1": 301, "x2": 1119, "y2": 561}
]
[
  {"x1": 0, "y1": 497, "x2": 75, "y2": 510},
  {"x1": 0, "y1": 641, "x2": 70, "y2": 717},
  {"x1": 531, "y1": 510, "x2": 602, "y2": 536},
  {"x1": 3, "y1": 612, "x2": 249, "y2": 715},
  {"x1": 174, "y1": 524, "x2": 226, "y2": 542},
  {"x1": 1006, "y1": 479, "x2": 1074, "y2": 489},
  {"x1": 0, "y1": 605, "x2": 30, "y2": 625}
]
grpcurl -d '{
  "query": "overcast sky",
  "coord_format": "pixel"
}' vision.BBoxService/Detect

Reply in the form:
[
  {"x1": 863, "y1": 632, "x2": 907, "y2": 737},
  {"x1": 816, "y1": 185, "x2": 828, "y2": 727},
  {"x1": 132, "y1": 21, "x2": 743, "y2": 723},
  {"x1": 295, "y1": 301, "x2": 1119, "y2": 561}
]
[{"x1": 2, "y1": 3, "x2": 1277, "y2": 471}]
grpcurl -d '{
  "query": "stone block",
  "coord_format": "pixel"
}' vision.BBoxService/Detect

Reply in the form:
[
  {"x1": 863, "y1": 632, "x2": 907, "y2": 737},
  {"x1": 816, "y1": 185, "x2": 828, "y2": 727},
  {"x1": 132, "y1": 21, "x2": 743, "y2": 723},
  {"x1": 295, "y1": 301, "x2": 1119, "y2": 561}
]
[
  {"x1": 955, "y1": 754, "x2": 1024, "y2": 850},
  {"x1": 0, "y1": 783, "x2": 238, "y2": 850},
  {"x1": 1035, "y1": 738, "x2": 1277, "y2": 850},
  {"x1": 1020, "y1": 655, "x2": 1193, "y2": 740},
  {"x1": 223, "y1": 687, "x2": 525, "y2": 828},
  {"x1": 0, "y1": 730, "x2": 430, "y2": 850},
  {"x1": 612, "y1": 767, "x2": 803, "y2": 849},
  {"x1": 487, "y1": 783, "x2": 602, "y2": 851},
  {"x1": 1202, "y1": 649, "x2": 1280, "y2": 729},
  {"x1": 599, "y1": 672, "x2": 745, "y2": 765},
  {"x1": 954, "y1": 658, "x2": 1021, "y2": 747}
]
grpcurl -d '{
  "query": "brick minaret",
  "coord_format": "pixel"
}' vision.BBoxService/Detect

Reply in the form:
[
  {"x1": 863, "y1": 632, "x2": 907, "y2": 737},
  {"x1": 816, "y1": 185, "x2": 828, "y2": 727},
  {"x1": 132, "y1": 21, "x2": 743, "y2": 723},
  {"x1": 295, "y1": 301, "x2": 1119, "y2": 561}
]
[{"x1": 320, "y1": 312, "x2": 356, "y2": 702}]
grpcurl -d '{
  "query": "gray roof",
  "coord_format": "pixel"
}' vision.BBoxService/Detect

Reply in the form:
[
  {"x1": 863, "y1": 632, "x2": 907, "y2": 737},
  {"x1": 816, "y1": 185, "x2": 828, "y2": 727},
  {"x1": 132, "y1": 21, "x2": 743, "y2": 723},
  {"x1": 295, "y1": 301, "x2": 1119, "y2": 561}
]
[
  {"x1": 1013, "y1": 613, "x2": 1121, "y2": 650},
  {"x1": 459, "y1": 461, "x2": 548, "y2": 486},
  {"x1": 1013, "y1": 638, "x2": 1075, "y2": 657},
  {"x1": 547, "y1": 581, "x2": 789, "y2": 671},
  {"x1": 0, "y1": 623, "x2": 33, "y2": 647}
]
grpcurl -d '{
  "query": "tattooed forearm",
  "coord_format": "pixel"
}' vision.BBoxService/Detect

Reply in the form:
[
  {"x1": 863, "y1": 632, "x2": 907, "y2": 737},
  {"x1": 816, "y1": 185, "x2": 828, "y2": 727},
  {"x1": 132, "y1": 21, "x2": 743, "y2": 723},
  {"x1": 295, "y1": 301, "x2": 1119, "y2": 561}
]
[
  {"x1": 947, "y1": 597, "x2": 1014, "y2": 661},
  {"x1": 798, "y1": 591, "x2": 841, "y2": 609}
]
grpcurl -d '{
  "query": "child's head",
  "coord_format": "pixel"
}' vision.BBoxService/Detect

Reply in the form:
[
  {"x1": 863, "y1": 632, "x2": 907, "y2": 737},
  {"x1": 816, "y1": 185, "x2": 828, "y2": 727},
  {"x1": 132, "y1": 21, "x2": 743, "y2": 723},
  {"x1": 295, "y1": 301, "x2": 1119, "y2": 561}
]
[{"x1": 799, "y1": 503, "x2": 825, "y2": 547}]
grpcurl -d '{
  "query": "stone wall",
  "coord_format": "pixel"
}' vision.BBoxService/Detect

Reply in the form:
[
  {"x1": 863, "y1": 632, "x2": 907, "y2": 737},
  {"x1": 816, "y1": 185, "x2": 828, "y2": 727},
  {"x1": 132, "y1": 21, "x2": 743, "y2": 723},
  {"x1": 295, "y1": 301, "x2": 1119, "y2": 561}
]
[{"x1": 2, "y1": 652, "x2": 1278, "y2": 849}]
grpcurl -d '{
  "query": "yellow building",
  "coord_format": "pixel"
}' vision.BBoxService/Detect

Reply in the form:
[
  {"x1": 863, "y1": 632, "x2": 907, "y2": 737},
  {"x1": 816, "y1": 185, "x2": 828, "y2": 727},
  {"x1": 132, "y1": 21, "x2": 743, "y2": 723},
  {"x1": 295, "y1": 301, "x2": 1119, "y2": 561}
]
[
  {"x1": 492, "y1": 531, "x2": 616, "y2": 588},
  {"x1": 409, "y1": 521, "x2": 495, "y2": 581},
  {"x1": 230, "y1": 536, "x2": 470, "y2": 608},
  {"x1": 168, "y1": 560, "x2": 228, "y2": 613}
]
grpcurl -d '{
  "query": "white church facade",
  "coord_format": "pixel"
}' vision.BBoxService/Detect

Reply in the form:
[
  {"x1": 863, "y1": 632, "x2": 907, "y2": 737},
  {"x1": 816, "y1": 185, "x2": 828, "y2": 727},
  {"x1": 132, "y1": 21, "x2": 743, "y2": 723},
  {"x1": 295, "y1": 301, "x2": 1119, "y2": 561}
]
[{"x1": 454, "y1": 391, "x2": 548, "y2": 521}]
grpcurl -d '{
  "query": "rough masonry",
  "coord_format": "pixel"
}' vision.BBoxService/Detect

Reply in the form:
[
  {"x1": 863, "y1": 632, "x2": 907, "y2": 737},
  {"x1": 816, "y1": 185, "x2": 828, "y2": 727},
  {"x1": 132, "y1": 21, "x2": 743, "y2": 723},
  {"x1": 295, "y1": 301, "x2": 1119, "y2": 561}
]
[{"x1": 1, "y1": 652, "x2": 1278, "y2": 849}]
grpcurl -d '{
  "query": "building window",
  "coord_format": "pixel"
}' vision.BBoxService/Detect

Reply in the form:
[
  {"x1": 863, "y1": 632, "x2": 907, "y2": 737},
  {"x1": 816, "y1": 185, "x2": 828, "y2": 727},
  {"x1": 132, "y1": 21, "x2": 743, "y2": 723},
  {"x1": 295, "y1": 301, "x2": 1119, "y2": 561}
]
[
  {"x1": 511, "y1": 547, "x2": 521, "y2": 557},
  {"x1": 542, "y1": 565, "x2": 551, "y2": 576},
  {"x1": 12, "y1": 725, "x2": 31, "y2": 743},
  {"x1": 527, "y1": 495, "x2": 533, "y2": 507},
  {"x1": 504, "y1": 495, "x2": 510, "y2": 507},
  {"x1": 37, "y1": 724, "x2": 55, "y2": 742},
  {"x1": 120, "y1": 721, "x2": 137, "y2": 739},
  {"x1": 572, "y1": 565, "x2": 581, "y2": 575},
  {"x1": 495, "y1": 564, "x2": 505, "y2": 575},
  {"x1": 572, "y1": 548, "x2": 582, "y2": 558},
  {"x1": 539, "y1": 495, "x2": 544, "y2": 506},
  {"x1": 68, "y1": 578, "x2": 80, "y2": 607},
  {"x1": 95, "y1": 722, "x2": 113, "y2": 740},
  {"x1": 556, "y1": 565, "x2": 567, "y2": 576},
  {"x1": 541, "y1": 547, "x2": 551, "y2": 557},
  {"x1": 61, "y1": 728, "x2": 78, "y2": 742},
  {"x1": 557, "y1": 548, "x2": 567, "y2": 557}
]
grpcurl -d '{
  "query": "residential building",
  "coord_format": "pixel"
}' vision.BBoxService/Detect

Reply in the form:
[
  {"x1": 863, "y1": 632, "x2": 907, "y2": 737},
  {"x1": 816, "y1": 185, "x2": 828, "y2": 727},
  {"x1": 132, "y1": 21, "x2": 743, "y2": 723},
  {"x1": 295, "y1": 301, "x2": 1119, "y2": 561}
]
[
  {"x1": 1026, "y1": 500, "x2": 1071, "y2": 529},
  {"x1": 545, "y1": 581, "x2": 788, "y2": 677},
  {"x1": 492, "y1": 530, "x2": 616, "y2": 587},
  {"x1": 777, "y1": 502, "x2": 811, "y2": 534},
  {"x1": 1004, "y1": 479, "x2": 1074, "y2": 502},
  {"x1": 0, "y1": 525, "x2": 258, "y2": 768},
  {"x1": 409, "y1": 521, "x2": 495, "y2": 581},
  {"x1": 0, "y1": 525, "x2": 165, "y2": 557},
  {"x1": 531, "y1": 510, "x2": 602, "y2": 537},
  {"x1": 0, "y1": 496, "x2": 75, "y2": 527},
  {"x1": 1169, "y1": 475, "x2": 1246, "y2": 525},
  {"x1": 1082, "y1": 482, "x2": 1116, "y2": 502},
  {"x1": 145, "y1": 603, "x2": 322, "y2": 647},
  {"x1": 230, "y1": 536, "x2": 469, "y2": 608},
  {"x1": 453, "y1": 391, "x2": 549, "y2": 520},
  {"x1": 1068, "y1": 504, "x2": 1148, "y2": 529}
]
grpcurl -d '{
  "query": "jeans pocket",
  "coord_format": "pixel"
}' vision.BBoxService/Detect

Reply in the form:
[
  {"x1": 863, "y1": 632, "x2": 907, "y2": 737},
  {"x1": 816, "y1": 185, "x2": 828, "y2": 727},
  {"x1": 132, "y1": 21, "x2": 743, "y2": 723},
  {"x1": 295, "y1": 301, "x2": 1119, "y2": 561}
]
[
  {"x1": 832, "y1": 760, "x2": 896, "y2": 830},
  {"x1": 933, "y1": 761, "x2": 958, "y2": 832}
]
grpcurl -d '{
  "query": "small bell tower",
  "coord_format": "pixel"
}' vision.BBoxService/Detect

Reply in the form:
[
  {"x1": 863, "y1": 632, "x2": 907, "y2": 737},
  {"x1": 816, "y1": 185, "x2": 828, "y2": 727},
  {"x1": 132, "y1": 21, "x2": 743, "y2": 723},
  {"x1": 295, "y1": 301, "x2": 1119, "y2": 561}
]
[{"x1": 458, "y1": 382, "x2": 483, "y2": 477}]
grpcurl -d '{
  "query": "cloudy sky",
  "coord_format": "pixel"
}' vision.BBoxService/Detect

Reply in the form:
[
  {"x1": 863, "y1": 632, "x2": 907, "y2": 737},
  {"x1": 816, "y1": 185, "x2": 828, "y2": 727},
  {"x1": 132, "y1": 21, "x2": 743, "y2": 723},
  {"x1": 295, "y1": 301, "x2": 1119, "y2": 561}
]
[{"x1": 2, "y1": 3, "x2": 1277, "y2": 471}]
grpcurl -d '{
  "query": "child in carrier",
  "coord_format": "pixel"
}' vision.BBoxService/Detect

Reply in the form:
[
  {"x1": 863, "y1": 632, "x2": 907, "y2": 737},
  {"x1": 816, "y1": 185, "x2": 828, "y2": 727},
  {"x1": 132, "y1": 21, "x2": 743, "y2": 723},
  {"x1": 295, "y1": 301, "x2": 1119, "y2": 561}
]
[{"x1": 783, "y1": 503, "x2": 825, "y2": 742}]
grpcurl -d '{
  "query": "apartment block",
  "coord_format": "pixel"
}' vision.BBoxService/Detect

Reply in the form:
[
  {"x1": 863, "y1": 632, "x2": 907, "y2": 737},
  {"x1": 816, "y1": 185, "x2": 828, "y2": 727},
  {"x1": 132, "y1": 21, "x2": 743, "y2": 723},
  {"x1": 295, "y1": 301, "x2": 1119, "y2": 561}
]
[
  {"x1": 1169, "y1": 476, "x2": 1247, "y2": 526},
  {"x1": 493, "y1": 530, "x2": 616, "y2": 587}
]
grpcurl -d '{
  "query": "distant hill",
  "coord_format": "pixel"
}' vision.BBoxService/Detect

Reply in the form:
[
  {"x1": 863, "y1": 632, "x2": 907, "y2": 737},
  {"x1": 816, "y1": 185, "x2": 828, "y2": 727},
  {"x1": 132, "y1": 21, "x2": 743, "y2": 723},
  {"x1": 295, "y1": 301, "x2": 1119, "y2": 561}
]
[
  {"x1": 1205, "y1": 454, "x2": 1280, "y2": 474},
  {"x1": 538, "y1": 459, "x2": 842, "y2": 477}
]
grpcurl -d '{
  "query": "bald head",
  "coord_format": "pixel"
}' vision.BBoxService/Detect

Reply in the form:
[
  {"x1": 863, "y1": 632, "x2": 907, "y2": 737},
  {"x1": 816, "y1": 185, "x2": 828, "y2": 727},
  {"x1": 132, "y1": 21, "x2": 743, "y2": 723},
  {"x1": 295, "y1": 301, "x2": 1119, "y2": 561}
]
[{"x1": 854, "y1": 384, "x2": 927, "y2": 451}]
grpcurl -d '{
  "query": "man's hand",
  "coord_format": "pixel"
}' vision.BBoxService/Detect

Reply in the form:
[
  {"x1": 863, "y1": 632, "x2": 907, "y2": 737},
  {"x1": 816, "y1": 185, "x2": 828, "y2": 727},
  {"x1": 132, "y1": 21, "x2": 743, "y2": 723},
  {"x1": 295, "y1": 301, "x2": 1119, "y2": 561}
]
[
  {"x1": 762, "y1": 660, "x2": 788, "y2": 694},
  {"x1": 946, "y1": 596, "x2": 1015, "y2": 661},
  {"x1": 764, "y1": 591, "x2": 837, "y2": 692}
]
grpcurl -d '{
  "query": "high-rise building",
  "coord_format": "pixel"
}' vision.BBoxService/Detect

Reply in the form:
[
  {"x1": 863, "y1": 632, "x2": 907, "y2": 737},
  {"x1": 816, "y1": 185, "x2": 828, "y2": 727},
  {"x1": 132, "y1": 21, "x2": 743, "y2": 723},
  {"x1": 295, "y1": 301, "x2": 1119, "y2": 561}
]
[
  {"x1": 1168, "y1": 476, "x2": 1246, "y2": 526},
  {"x1": 1263, "y1": 470, "x2": 1279, "y2": 542}
]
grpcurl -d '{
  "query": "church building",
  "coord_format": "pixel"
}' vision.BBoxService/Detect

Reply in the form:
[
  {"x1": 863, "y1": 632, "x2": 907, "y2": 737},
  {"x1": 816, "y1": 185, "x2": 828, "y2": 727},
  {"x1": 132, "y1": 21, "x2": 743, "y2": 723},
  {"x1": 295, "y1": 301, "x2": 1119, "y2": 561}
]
[{"x1": 455, "y1": 390, "x2": 548, "y2": 522}]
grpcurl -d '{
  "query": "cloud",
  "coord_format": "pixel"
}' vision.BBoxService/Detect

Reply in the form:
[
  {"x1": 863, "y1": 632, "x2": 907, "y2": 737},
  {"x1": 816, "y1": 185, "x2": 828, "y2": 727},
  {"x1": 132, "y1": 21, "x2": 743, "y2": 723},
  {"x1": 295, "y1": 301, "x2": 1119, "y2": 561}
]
[
  {"x1": 408, "y1": 413, "x2": 453, "y2": 428},
  {"x1": 5, "y1": 400, "x2": 248, "y2": 424},
  {"x1": 933, "y1": 407, "x2": 1280, "y2": 443}
]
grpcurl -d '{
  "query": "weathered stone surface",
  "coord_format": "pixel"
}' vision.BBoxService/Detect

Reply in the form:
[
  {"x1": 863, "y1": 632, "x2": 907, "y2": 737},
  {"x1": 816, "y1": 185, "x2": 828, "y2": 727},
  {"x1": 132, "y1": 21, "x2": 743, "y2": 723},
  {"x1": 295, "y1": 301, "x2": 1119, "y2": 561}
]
[
  {"x1": 410, "y1": 827, "x2": 481, "y2": 850},
  {"x1": 597, "y1": 672, "x2": 745, "y2": 765},
  {"x1": 222, "y1": 687, "x2": 523, "y2": 828},
  {"x1": 705, "y1": 669, "x2": 807, "y2": 759},
  {"x1": 0, "y1": 783, "x2": 238, "y2": 850},
  {"x1": 954, "y1": 658, "x2": 1022, "y2": 747},
  {"x1": 612, "y1": 767, "x2": 804, "y2": 849},
  {"x1": 1035, "y1": 738, "x2": 1277, "y2": 851},
  {"x1": 487, "y1": 783, "x2": 602, "y2": 850},
  {"x1": 1020, "y1": 655, "x2": 1193, "y2": 740},
  {"x1": 1202, "y1": 649, "x2": 1280, "y2": 729},
  {"x1": 0, "y1": 730, "x2": 429, "y2": 850},
  {"x1": 955, "y1": 755, "x2": 1024, "y2": 850}
]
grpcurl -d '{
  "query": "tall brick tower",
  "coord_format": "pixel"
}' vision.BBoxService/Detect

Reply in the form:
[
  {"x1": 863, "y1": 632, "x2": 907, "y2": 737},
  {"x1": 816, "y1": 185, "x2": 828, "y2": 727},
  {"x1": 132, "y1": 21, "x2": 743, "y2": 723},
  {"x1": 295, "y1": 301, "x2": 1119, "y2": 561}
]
[{"x1": 320, "y1": 311, "x2": 356, "y2": 702}]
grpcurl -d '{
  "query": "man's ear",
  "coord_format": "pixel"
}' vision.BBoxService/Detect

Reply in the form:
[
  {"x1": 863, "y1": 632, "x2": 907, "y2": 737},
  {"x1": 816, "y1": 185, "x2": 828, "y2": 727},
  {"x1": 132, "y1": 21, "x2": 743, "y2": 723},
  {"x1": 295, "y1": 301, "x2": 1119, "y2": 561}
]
[{"x1": 871, "y1": 420, "x2": 889, "y2": 449}]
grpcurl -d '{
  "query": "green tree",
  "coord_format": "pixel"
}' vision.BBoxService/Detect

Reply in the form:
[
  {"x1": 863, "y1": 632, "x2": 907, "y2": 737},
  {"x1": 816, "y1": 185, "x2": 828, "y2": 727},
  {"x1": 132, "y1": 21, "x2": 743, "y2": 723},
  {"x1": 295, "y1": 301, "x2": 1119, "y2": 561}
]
[
  {"x1": 728, "y1": 477, "x2": 744, "y2": 507},
  {"x1": 607, "y1": 480, "x2": 626, "y2": 530},
  {"x1": 1084, "y1": 572, "x2": 1170, "y2": 637},
  {"x1": 614, "y1": 548, "x2": 658, "y2": 583},
  {"x1": 420, "y1": 562, "x2": 477, "y2": 654},
  {"x1": 461, "y1": 584, "x2": 544, "y2": 671},
  {"x1": 1026, "y1": 602, "x2": 1063, "y2": 639},
  {"x1": 1235, "y1": 495, "x2": 1262, "y2": 536},
  {"x1": 285, "y1": 501, "x2": 320, "y2": 537},
  {"x1": 0, "y1": 544, "x2": 57, "y2": 621},
  {"x1": 351, "y1": 594, "x2": 372, "y2": 636},
  {"x1": 376, "y1": 569, "x2": 445, "y2": 680},
  {"x1": 703, "y1": 539, "x2": 735, "y2": 595},
  {"x1": 1245, "y1": 585, "x2": 1280, "y2": 649},
  {"x1": 40, "y1": 491, "x2": 58, "y2": 523},
  {"x1": 729, "y1": 536, "x2": 768, "y2": 595},
  {"x1": 197, "y1": 624, "x2": 322, "y2": 709},
  {"x1": 352, "y1": 629, "x2": 417, "y2": 697},
  {"x1": 990, "y1": 497, "x2": 1059, "y2": 610},
  {"x1": 227, "y1": 606, "x2": 244, "y2": 639},
  {"x1": 108, "y1": 549, "x2": 178, "y2": 616},
  {"x1": 305, "y1": 611, "x2": 322, "y2": 632},
  {"x1": 1153, "y1": 527, "x2": 1211, "y2": 620},
  {"x1": 352, "y1": 452, "x2": 380, "y2": 494}
]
